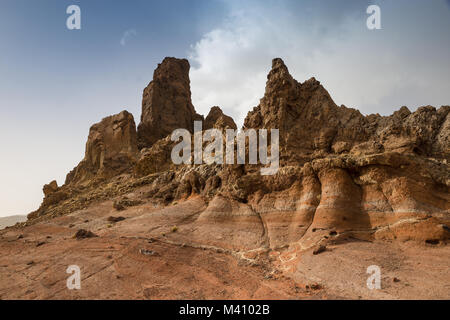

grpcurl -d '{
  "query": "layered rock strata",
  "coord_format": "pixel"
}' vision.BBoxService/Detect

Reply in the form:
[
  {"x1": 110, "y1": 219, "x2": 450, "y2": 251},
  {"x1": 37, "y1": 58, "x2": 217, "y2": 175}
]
[{"x1": 26, "y1": 57, "x2": 449, "y2": 248}]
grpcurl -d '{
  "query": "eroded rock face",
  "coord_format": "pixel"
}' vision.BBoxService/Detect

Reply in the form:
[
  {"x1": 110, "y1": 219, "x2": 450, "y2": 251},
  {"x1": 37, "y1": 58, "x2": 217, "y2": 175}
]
[
  {"x1": 29, "y1": 111, "x2": 139, "y2": 220},
  {"x1": 244, "y1": 58, "x2": 450, "y2": 164},
  {"x1": 134, "y1": 136, "x2": 176, "y2": 177},
  {"x1": 65, "y1": 110, "x2": 138, "y2": 185},
  {"x1": 204, "y1": 106, "x2": 237, "y2": 130},
  {"x1": 27, "y1": 57, "x2": 450, "y2": 248},
  {"x1": 43, "y1": 181, "x2": 58, "y2": 197},
  {"x1": 137, "y1": 57, "x2": 203, "y2": 149}
]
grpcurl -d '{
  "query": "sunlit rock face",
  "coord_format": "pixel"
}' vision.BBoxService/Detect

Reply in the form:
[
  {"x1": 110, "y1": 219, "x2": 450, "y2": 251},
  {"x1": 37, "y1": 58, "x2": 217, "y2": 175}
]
[
  {"x1": 137, "y1": 57, "x2": 203, "y2": 149},
  {"x1": 29, "y1": 57, "x2": 450, "y2": 246},
  {"x1": 65, "y1": 110, "x2": 138, "y2": 186}
]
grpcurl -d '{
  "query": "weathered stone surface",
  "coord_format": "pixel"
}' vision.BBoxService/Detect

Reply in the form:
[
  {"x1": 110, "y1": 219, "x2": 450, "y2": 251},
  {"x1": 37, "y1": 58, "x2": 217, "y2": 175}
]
[
  {"x1": 244, "y1": 58, "x2": 449, "y2": 164},
  {"x1": 8, "y1": 56, "x2": 450, "y2": 300},
  {"x1": 26, "y1": 57, "x2": 450, "y2": 248},
  {"x1": 65, "y1": 110, "x2": 138, "y2": 186},
  {"x1": 137, "y1": 57, "x2": 203, "y2": 149},
  {"x1": 134, "y1": 136, "x2": 176, "y2": 177},
  {"x1": 43, "y1": 180, "x2": 58, "y2": 197},
  {"x1": 204, "y1": 106, "x2": 237, "y2": 130}
]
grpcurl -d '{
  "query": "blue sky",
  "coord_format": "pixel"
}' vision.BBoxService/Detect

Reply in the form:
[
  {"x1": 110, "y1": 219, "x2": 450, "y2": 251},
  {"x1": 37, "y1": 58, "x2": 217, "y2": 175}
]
[{"x1": 0, "y1": 0, "x2": 449, "y2": 217}]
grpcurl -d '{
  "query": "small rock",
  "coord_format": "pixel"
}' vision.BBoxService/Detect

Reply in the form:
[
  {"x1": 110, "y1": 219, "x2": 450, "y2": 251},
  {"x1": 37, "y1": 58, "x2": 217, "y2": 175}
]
[
  {"x1": 306, "y1": 283, "x2": 323, "y2": 290},
  {"x1": 107, "y1": 216, "x2": 126, "y2": 223},
  {"x1": 26, "y1": 261, "x2": 35, "y2": 266},
  {"x1": 313, "y1": 245, "x2": 327, "y2": 255},
  {"x1": 36, "y1": 241, "x2": 46, "y2": 247},
  {"x1": 113, "y1": 202, "x2": 125, "y2": 211},
  {"x1": 74, "y1": 229, "x2": 98, "y2": 240},
  {"x1": 17, "y1": 234, "x2": 24, "y2": 240},
  {"x1": 393, "y1": 277, "x2": 401, "y2": 283}
]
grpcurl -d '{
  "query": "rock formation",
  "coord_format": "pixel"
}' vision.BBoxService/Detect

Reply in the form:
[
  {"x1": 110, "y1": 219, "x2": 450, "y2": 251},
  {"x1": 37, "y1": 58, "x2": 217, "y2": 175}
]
[
  {"x1": 204, "y1": 106, "x2": 237, "y2": 130},
  {"x1": 244, "y1": 58, "x2": 449, "y2": 164},
  {"x1": 65, "y1": 110, "x2": 138, "y2": 186},
  {"x1": 25, "y1": 57, "x2": 450, "y2": 247},
  {"x1": 28, "y1": 110, "x2": 138, "y2": 220},
  {"x1": 137, "y1": 57, "x2": 203, "y2": 149},
  {"x1": 43, "y1": 180, "x2": 58, "y2": 197},
  {"x1": 3, "y1": 56, "x2": 449, "y2": 300}
]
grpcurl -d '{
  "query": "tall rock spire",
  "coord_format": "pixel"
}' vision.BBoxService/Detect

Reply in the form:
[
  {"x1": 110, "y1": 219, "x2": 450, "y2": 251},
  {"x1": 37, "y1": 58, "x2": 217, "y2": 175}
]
[{"x1": 137, "y1": 57, "x2": 203, "y2": 149}]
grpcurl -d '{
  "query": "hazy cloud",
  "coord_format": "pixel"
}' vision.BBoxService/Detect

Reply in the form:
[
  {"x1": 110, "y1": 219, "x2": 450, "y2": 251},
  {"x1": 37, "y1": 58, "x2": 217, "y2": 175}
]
[
  {"x1": 120, "y1": 29, "x2": 137, "y2": 46},
  {"x1": 189, "y1": 0, "x2": 450, "y2": 127}
]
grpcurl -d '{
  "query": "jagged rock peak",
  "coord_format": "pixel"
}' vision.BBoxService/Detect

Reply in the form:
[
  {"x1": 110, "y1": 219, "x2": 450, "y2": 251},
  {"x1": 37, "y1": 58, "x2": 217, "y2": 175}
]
[
  {"x1": 153, "y1": 57, "x2": 190, "y2": 84},
  {"x1": 264, "y1": 58, "x2": 298, "y2": 98},
  {"x1": 245, "y1": 58, "x2": 450, "y2": 162},
  {"x1": 137, "y1": 57, "x2": 203, "y2": 149},
  {"x1": 271, "y1": 57, "x2": 289, "y2": 73},
  {"x1": 204, "y1": 106, "x2": 237, "y2": 130}
]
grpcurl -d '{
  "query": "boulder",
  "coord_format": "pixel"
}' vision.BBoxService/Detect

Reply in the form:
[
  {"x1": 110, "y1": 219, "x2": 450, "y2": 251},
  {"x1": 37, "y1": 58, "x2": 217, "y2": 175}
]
[{"x1": 43, "y1": 180, "x2": 58, "y2": 197}]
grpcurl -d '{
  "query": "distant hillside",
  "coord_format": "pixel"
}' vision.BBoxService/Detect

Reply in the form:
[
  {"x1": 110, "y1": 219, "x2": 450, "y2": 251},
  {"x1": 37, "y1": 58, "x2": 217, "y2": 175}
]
[{"x1": 0, "y1": 215, "x2": 27, "y2": 230}]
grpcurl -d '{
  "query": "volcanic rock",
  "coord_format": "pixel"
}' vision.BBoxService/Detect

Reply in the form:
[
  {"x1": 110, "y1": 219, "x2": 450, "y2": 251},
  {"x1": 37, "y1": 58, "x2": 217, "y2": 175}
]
[
  {"x1": 137, "y1": 57, "x2": 203, "y2": 149},
  {"x1": 313, "y1": 245, "x2": 327, "y2": 255},
  {"x1": 43, "y1": 181, "x2": 58, "y2": 197},
  {"x1": 244, "y1": 58, "x2": 449, "y2": 164},
  {"x1": 107, "y1": 216, "x2": 126, "y2": 223},
  {"x1": 204, "y1": 106, "x2": 237, "y2": 130},
  {"x1": 24, "y1": 57, "x2": 450, "y2": 252},
  {"x1": 74, "y1": 229, "x2": 97, "y2": 239},
  {"x1": 65, "y1": 110, "x2": 138, "y2": 185},
  {"x1": 5, "y1": 56, "x2": 450, "y2": 300}
]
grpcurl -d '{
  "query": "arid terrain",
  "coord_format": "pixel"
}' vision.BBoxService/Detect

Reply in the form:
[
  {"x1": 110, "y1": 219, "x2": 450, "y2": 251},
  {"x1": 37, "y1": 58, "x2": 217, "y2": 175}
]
[
  {"x1": 0, "y1": 216, "x2": 26, "y2": 230},
  {"x1": 0, "y1": 57, "x2": 449, "y2": 299},
  {"x1": 1, "y1": 196, "x2": 449, "y2": 299}
]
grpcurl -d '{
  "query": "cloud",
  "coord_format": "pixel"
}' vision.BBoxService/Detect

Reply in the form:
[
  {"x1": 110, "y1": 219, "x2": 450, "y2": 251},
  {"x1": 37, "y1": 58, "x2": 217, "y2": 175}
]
[
  {"x1": 120, "y1": 29, "x2": 137, "y2": 46},
  {"x1": 189, "y1": 0, "x2": 450, "y2": 127}
]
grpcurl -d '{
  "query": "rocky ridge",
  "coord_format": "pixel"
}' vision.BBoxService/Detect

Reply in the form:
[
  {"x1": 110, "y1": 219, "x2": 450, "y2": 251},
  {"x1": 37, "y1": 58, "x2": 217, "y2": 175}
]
[{"x1": 23, "y1": 57, "x2": 450, "y2": 249}]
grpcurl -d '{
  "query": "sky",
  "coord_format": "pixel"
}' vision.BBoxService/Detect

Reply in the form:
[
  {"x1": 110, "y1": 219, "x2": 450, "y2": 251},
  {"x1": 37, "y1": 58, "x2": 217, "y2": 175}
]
[{"x1": 0, "y1": 0, "x2": 449, "y2": 217}]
